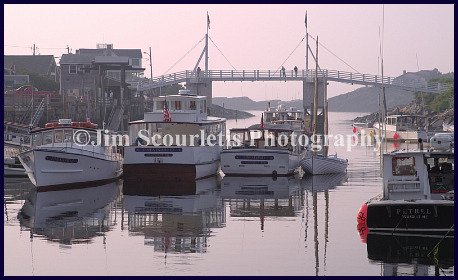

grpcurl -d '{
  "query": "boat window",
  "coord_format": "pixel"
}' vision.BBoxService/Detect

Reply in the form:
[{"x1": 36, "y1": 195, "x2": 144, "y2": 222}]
[
  {"x1": 43, "y1": 131, "x2": 53, "y2": 145},
  {"x1": 392, "y1": 156, "x2": 416, "y2": 176},
  {"x1": 174, "y1": 101, "x2": 182, "y2": 110},
  {"x1": 190, "y1": 101, "x2": 196, "y2": 110},
  {"x1": 89, "y1": 131, "x2": 98, "y2": 146},
  {"x1": 64, "y1": 129, "x2": 73, "y2": 143},
  {"x1": 32, "y1": 132, "x2": 43, "y2": 147},
  {"x1": 54, "y1": 129, "x2": 64, "y2": 143},
  {"x1": 156, "y1": 100, "x2": 165, "y2": 110},
  {"x1": 427, "y1": 156, "x2": 454, "y2": 193}
]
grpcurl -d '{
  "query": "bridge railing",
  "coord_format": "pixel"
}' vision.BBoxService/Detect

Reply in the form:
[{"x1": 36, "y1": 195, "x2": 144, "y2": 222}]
[{"x1": 136, "y1": 69, "x2": 451, "y2": 94}]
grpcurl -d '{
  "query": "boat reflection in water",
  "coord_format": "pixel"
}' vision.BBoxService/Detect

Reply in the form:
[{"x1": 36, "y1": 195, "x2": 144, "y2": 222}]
[
  {"x1": 17, "y1": 181, "x2": 121, "y2": 244},
  {"x1": 300, "y1": 172, "x2": 347, "y2": 276},
  {"x1": 366, "y1": 233, "x2": 454, "y2": 276},
  {"x1": 123, "y1": 176, "x2": 225, "y2": 254},
  {"x1": 221, "y1": 176, "x2": 303, "y2": 230}
]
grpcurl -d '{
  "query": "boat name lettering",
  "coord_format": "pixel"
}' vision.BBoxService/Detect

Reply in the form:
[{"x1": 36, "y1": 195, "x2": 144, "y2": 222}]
[
  {"x1": 144, "y1": 153, "x2": 173, "y2": 157},
  {"x1": 45, "y1": 156, "x2": 78, "y2": 163},
  {"x1": 135, "y1": 147, "x2": 182, "y2": 153},
  {"x1": 240, "y1": 161, "x2": 269, "y2": 164},
  {"x1": 395, "y1": 208, "x2": 431, "y2": 215},
  {"x1": 235, "y1": 155, "x2": 274, "y2": 160}
]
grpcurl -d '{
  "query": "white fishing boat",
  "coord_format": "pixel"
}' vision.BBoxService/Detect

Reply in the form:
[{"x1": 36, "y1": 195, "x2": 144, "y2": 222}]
[
  {"x1": 18, "y1": 119, "x2": 123, "y2": 190},
  {"x1": 221, "y1": 122, "x2": 306, "y2": 176},
  {"x1": 123, "y1": 90, "x2": 226, "y2": 181},
  {"x1": 358, "y1": 138, "x2": 454, "y2": 234},
  {"x1": 4, "y1": 156, "x2": 27, "y2": 177},
  {"x1": 264, "y1": 104, "x2": 305, "y2": 130},
  {"x1": 300, "y1": 153, "x2": 348, "y2": 175},
  {"x1": 373, "y1": 115, "x2": 428, "y2": 142}
]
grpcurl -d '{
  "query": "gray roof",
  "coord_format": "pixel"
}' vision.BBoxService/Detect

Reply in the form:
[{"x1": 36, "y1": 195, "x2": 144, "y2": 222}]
[
  {"x1": 77, "y1": 48, "x2": 142, "y2": 58},
  {"x1": 4, "y1": 55, "x2": 56, "y2": 75},
  {"x1": 59, "y1": 54, "x2": 94, "y2": 64}
]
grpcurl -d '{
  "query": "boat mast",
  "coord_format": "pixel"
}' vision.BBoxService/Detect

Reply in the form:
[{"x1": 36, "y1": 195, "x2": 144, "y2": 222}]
[{"x1": 312, "y1": 36, "x2": 319, "y2": 153}]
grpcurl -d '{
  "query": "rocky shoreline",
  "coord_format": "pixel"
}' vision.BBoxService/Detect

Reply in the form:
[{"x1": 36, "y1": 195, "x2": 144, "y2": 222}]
[
  {"x1": 353, "y1": 101, "x2": 454, "y2": 131},
  {"x1": 209, "y1": 104, "x2": 254, "y2": 120}
]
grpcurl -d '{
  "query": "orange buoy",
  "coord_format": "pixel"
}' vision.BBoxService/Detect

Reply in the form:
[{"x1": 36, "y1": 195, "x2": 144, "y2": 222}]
[
  {"x1": 393, "y1": 132, "x2": 400, "y2": 140},
  {"x1": 356, "y1": 203, "x2": 368, "y2": 224}
]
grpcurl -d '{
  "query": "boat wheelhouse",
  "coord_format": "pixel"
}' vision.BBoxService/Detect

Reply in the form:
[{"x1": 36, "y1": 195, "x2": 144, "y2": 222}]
[
  {"x1": 123, "y1": 90, "x2": 226, "y2": 182},
  {"x1": 220, "y1": 123, "x2": 306, "y2": 176},
  {"x1": 264, "y1": 105, "x2": 305, "y2": 130},
  {"x1": 373, "y1": 115, "x2": 428, "y2": 142},
  {"x1": 17, "y1": 119, "x2": 123, "y2": 190}
]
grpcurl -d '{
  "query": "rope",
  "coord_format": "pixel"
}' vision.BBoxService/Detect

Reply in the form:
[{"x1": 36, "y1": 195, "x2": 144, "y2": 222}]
[
  {"x1": 162, "y1": 35, "x2": 205, "y2": 75},
  {"x1": 307, "y1": 34, "x2": 361, "y2": 74},
  {"x1": 209, "y1": 36, "x2": 238, "y2": 71},
  {"x1": 274, "y1": 35, "x2": 305, "y2": 75}
]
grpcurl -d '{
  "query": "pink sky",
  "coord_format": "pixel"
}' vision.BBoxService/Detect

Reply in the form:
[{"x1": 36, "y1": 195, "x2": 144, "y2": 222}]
[{"x1": 4, "y1": 4, "x2": 454, "y2": 100}]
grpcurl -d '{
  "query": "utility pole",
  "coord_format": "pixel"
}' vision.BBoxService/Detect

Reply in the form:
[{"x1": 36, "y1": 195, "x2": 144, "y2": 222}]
[
  {"x1": 149, "y1": 47, "x2": 153, "y2": 79},
  {"x1": 32, "y1": 44, "x2": 36, "y2": 56},
  {"x1": 67, "y1": 45, "x2": 71, "y2": 54}
]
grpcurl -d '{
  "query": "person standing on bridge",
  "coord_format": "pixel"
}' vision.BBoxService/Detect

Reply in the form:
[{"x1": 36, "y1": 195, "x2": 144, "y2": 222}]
[
  {"x1": 281, "y1": 66, "x2": 286, "y2": 81},
  {"x1": 197, "y1": 66, "x2": 201, "y2": 77},
  {"x1": 294, "y1": 66, "x2": 298, "y2": 77}
]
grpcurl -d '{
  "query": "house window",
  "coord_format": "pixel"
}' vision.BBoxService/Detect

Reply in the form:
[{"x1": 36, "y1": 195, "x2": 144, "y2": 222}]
[
  {"x1": 69, "y1": 65, "x2": 77, "y2": 74},
  {"x1": 131, "y1": 58, "x2": 140, "y2": 67}
]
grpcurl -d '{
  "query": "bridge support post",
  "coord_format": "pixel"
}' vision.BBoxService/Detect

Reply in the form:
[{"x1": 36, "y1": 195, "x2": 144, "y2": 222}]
[
  {"x1": 303, "y1": 77, "x2": 327, "y2": 135},
  {"x1": 185, "y1": 79, "x2": 213, "y2": 112}
]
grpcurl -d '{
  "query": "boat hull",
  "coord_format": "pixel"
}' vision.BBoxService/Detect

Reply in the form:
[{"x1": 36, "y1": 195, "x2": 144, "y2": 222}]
[
  {"x1": 123, "y1": 145, "x2": 222, "y2": 181},
  {"x1": 220, "y1": 149, "x2": 302, "y2": 176},
  {"x1": 366, "y1": 200, "x2": 454, "y2": 234},
  {"x1": 373, "y1": 125, "x2": 428, "y2": 142},
  {"x1": 300, "y1": 154, "x2": 348, "y2": 175},
  {"x1": 18, "y1": 148, "x2": 122, "y2": 190}
]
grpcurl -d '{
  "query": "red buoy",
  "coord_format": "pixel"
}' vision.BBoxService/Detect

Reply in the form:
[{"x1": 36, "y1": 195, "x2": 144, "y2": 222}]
[
  {"x1": 356, "y1": 203, "x2": 368, "y2": 224},
  {"x1": 356, "y1": 223, "x2": 369, "y2": 243},
  {"x1": 352, "y1": 126, "x2": 357, "y2": 133},
  {"x1": 393, "y1": 132, "x2": 400, "y2": 140}
]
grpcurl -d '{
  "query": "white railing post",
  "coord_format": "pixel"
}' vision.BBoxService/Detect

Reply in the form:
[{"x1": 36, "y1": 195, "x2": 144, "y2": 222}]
[{"x1": 269, "y1": 70, "x2": 271, "y2": 78}]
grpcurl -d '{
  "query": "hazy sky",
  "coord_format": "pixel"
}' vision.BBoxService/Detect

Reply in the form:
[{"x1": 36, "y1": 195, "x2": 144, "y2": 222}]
[{"x1": 4, "y1": 4, "x2": 454, "y2": 101}]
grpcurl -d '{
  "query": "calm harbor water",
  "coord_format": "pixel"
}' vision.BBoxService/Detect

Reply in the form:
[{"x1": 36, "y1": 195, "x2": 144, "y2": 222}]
[{"x1": 4, "y1": 112, "x2": 454, "y2": 276}]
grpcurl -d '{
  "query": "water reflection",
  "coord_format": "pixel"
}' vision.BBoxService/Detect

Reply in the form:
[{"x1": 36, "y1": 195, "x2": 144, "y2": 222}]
[
  {"x1": 17, "y1": 182, "x2": 121, "y2": 244},
  {"x1": 123, "y1": 176, "x2": 224, "y2": 254},
  {"x1": 366, "y1": 233, "x2": 454, "y2": 276},
  {"x1": 301, "y1": 172, "x2": 347, "y2": 276},
  {"x1": 221, "y1": 176, "x2": 303, "y2": 231}
]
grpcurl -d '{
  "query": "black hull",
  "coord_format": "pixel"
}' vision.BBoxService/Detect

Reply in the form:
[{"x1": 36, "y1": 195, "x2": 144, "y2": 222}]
[
  {"x1": 367, "y1": 233, "x2": 454, "y2": 268},
  {"x1": 367, "y1": 202, "x2": 454, "y2": 233}
]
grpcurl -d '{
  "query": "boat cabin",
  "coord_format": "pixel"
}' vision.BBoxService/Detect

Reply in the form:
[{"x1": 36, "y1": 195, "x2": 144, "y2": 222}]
[
  {"x1": 384, "y1": 115, "x2": 426, "y2": 131},
  {"x1": 129, "y1": 90, "x2": 226, "y2": 146},
  {"x1": 383, "y1": 150, "x2": 454, "y2": 201},
  {"x1": 264, "y1": 106, "x2": 304, "y2": 123},
  {"x1": 29, "y1": 119, "x2": 100, "y2": 148},
  {"x1": 228, "y1": 123, "x2": 303, "y2": 153}
]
